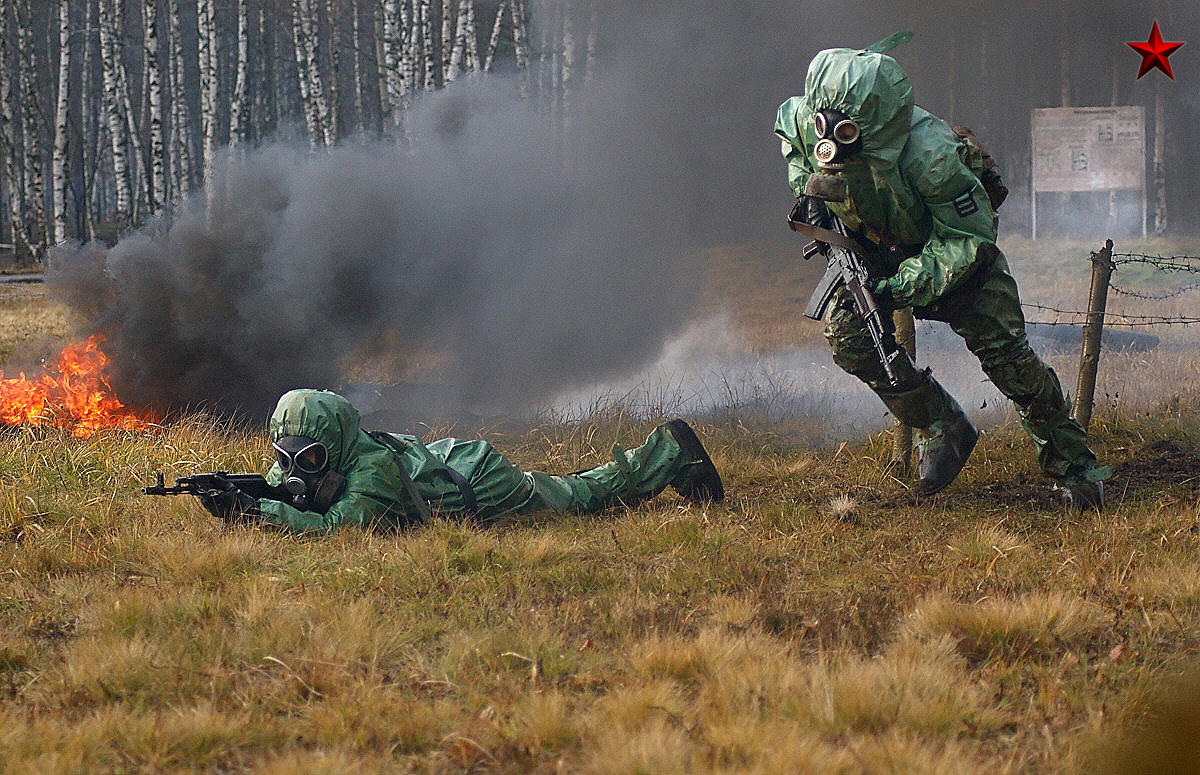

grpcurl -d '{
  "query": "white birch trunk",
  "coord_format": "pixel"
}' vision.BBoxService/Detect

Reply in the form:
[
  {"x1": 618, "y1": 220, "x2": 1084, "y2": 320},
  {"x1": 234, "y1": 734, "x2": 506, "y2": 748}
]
[
  {"x1": 1152, "y1": 81, "x2": 1166, "y2": 235},
  {"x1": 440, "y1": 0, "x2": 454, "y2": 82},
  {"x1": 420, "y1": 0, "x2": 436, "y2": 91},
  {"x1": 463, "y1": 0, "x2": 478, "y2": 72},
  {"x1": 229, "y1": 0, "x2": 251, "y2": 145},
  {"x1": 325, "y1": 0, "x2": 341, "y2": 142},
  {"x1": 144, "y1": 0, "x2": 165, "y2": 213},
  {"x1": 584, "y1": 0, "x2": 597, "y2": 91},
  {"x1": 351, "y1": 0, "x2": 364, "y2": 133},
  {"x1": 381, "y1": 1, "x2": 407, "y2": 127},
  {"x1": 404, "y1": 0, "x2": 420, "y2": 94},
  {"x1": 17, "y1": 0, "x2": 46, "y2": 253},
  {"x1": 198, "y1": 0, "x2": 220, "y2": 176},
  {"x1": 98, "y1": 0, "x2": 133, "y2": 225},
  {"x1": 112, "y1": 2, "x2": 145, "y2": 221},
  {"x1": 483, "y1": 0, "x2": 505, "y2": 73},
  {"x1": 170, "y1": 0, "x2": 193, "y2": 198},
  {"x1": 0, "y1": 1, "x2": 23, "y2": 253},
  {"x1": 511, "y1": 0, "x2": 530, "y2": 96},
  {"x1": 297, "y1": 0, "x2": 334, "y2": 146},
  {"x1": 560, "y1": 4, "x2": 575, "y2": 132},
  {"x1": 445, "y1": 0, "x2": 472, "y2": 82},
  {"x1": 292, "y1": 0, "x2": 321, "y2": 149},
  {"x1": 53, "y1": 0, "x2": 72, "y2": 243}
]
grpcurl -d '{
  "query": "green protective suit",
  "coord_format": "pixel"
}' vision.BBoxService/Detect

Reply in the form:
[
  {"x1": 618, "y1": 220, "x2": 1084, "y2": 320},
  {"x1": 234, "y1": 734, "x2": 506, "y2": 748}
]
[
  {"x1": 774, "y1": 48, "x2": 1104, "y2": 485},
  {"x1": 256, "y1": 389, "x2": 694, "y2": 534}
]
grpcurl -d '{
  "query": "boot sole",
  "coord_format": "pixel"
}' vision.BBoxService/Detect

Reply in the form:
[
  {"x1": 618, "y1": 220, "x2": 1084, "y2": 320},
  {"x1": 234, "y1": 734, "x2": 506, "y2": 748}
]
[{"x1": 665, "y1": 419, "x2": 725, "y2": 503}]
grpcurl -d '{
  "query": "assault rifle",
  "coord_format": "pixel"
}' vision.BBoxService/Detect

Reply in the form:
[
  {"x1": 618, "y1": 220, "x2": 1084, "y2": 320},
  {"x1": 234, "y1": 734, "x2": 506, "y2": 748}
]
[
  {"x1": 788, "y1": 199, "x2": 912, "y2": 387},
  {"x1": 143, "y1": 471, "x2": 290, "y2": 502}
]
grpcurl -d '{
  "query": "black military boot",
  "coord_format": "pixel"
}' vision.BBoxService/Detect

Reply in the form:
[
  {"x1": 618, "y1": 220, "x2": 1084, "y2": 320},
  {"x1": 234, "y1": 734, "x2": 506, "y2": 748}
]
[
  {"x1": 916, "y1": 411, "x2": 979, "y2": 496},
  {"x1": 665, "y1": 419, "x2": 725, "y2": 503}
]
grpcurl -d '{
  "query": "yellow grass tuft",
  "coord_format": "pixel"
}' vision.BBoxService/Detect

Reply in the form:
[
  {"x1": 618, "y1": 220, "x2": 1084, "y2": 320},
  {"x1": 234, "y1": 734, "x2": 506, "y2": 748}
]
[{"x1": 903, "y1": 592, "x2": 1109, "y2": 662}]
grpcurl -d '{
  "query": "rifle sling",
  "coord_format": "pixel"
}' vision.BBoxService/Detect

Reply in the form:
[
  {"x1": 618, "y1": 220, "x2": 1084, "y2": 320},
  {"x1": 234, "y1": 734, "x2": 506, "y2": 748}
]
[
  {"x1": 369, "y1": 432, "x2": 435, "y2": 524},
  {"x1": 787, "y1": 216, "x2": 869, "y2": 256}
]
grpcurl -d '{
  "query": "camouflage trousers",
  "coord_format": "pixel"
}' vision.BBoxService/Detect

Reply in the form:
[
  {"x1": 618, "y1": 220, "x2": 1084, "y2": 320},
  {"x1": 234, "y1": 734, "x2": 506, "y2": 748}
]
[{"x1": 822, "y1": 250, "x2": 1099, "y2": 483}]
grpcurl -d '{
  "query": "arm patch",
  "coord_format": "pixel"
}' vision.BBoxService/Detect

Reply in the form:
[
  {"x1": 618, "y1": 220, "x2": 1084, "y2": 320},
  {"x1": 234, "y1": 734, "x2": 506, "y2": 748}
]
[{"x1": 952, "y1": 189, "x2": 979, "y2": 218}]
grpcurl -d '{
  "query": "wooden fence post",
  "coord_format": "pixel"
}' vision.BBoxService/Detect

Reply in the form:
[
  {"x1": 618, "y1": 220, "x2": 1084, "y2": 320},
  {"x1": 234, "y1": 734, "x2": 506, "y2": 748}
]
[
  {"x1": 891, "y1": 307, "x2": 917, "y2": 474},
  {"x1": 1072, "y1": 238, "x2": 1114, "y2": 429}
]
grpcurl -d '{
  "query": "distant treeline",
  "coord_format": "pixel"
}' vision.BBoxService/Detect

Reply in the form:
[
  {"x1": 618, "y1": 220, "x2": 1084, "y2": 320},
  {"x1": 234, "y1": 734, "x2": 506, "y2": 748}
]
[{"x1": 0, "y1": 0, "x2": 596, "y2": 263}]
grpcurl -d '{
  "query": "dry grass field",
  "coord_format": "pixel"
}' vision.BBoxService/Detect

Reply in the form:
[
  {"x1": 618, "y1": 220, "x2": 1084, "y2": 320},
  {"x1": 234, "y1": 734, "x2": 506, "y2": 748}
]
[{"x1": 3, "y1": 238, "x2": 1200, "y2": 774}]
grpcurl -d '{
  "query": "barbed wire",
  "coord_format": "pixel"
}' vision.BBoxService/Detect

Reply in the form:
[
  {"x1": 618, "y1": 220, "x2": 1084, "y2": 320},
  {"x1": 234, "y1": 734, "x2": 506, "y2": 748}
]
[
  {"x1": 1111, "y1": 252, "x2": 1200, "y2": 271},
  {"x1": 1105, "y1": 251, "x2": 1200, "y2": 301},
  {"x1": 1020, "y1": 301, "x2": 1200, "y2": 328}
]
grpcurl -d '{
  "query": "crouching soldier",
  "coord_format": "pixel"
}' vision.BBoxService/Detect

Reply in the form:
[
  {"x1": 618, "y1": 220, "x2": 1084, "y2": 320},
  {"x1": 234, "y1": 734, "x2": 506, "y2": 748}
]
[{"x1": 200, "y1": 388, "x2": 724, "y2": 533}]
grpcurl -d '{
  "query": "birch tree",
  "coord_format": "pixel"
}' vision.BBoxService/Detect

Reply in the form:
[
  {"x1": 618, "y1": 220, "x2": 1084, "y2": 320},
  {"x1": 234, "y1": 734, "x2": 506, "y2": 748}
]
[
  {"x1": 229, "y1": 0, "x2": 251, "y2": 146},
  {"x1": 98, "y1": 0, "x2": 133, "y2": 226},
  {"x1": 53, "y1": 0, "x2": 72, "y2": 243},
  {"x1": 198, "y1": 0, "x2": 219, "y2": 175},
  {"x1": 420, "y1": 0, "x2": 436, "y2": 91},
  {"x1": 170, "y1": 0, "x2": 194, "y2": 198},
  {"x1": 144, "y1": 0, "x2": 166, "y2": 213},
  {"x1": 445, "y1": 0, "x2": 477, "y2": 83},
  {"x1": 17, "y1": 0, "x2": 47, "y2": 254},
  {"x1": 0, "y1": 1, "x2": 23, "y2": 255}
]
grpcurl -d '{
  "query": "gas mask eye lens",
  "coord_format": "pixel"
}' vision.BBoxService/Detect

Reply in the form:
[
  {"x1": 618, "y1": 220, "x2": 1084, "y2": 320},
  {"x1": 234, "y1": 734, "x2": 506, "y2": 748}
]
[
  {"x1": 296, "y1": 444, "x2": 327, "y2": 474},
  {"x1": 813, "y1": 111, "x2": 828, "y2": 138},
  {"x1": 833, "y1": 119, "x2": 860, "y2": 144},
  {"x1": 273, "y1": 436, "x2": 328, "y2": 474}
]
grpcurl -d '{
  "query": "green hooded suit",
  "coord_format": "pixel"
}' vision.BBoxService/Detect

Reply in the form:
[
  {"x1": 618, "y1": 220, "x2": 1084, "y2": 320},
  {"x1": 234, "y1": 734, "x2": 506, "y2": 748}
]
[
  {"x1": 256, "y1": 389, "x2": 700, "y2": 534},
  {"x1": 775, "y1": 48, "x2": 1103, "y2": 485}
]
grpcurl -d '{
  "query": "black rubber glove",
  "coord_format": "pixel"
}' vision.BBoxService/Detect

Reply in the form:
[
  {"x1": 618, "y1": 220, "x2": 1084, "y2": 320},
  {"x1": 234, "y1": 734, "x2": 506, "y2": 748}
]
[
  {"x1": 198, "y1": 480, "x2": 260, "y2": 524},
  {"x1": 872, "y1": 278, "x2": 895, "y2": 311},
  {"x1": 800, "y1": 195, "x2": 828, "y2": 225}
]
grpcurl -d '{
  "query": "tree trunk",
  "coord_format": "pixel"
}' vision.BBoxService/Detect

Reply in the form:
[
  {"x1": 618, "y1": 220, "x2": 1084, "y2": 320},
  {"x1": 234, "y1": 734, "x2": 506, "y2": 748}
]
[
  {"x1": 53, "y1": 0, "x2": 72, "y2": 243},
  {"x1": 292, "y1": 0, "x2": 322, "y2": 149},
  {"x1": 0, "y1": 1, "x2": 23, "y2": 257},
  {"x1": 98, "y1": 0, "x2": 133, "y2": 227},
  {"x1": 325, "y1": 0, "x2": 341, "y2": 142},
  {"x1": 170, "y1": 0, "x2": 194, "y2": 198},
  {"x1": 1152, "y1": 80, "x2": 1166, "y2": 235},
  {"x1": 484, "y1": 0, "x2": 506, "y2": 72},
  {"x1": 510, "y1": 0, "x2": 529, "y2": 89},
  {"x1": 381, "y1": 0, "x2": 407, "y2": 127},
  {"x1": 420, "y1": 0, "x2": 437, "y2": 91},
  {"x1": 144, "y1": 0, "x2": 166, "y2": 214},
  {"x1": 230, "y1": 0, "x2": 251, "y2": 146},
  {"x1": 17, "y1": 0, "x2": 47, "y2": 256},
  {"x1": 446, "y1": 0, "x2": 474, "y2": 83},
  {"x1": 198, "y1": 0, "x2": 220, "y2": 176}
]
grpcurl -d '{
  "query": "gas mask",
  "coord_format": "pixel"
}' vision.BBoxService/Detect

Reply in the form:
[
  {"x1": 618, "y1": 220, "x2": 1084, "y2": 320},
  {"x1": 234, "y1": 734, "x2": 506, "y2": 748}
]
[
  {"x1": 804, "y1": 109, "x2": 862, "y2": 202},
  {"x1": 272, "y1": 435, "x2": 345, "y2": 512}
]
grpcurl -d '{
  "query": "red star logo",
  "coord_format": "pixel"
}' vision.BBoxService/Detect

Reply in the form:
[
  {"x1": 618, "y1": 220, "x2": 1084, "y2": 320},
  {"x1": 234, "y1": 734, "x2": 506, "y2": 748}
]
[{"x1": 1127, "y1": 21, "x2": 1184, "y2": 80}]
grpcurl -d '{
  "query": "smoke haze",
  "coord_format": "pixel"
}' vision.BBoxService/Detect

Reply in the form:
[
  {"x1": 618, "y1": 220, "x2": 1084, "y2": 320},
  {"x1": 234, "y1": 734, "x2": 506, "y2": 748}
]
[{"x1": 46, "y1": 0, "x2": 1200, "y2": 420}]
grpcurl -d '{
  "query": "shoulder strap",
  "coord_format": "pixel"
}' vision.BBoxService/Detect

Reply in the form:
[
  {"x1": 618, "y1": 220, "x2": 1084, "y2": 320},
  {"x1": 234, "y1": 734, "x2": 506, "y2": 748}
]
[{"x1": 367, "y1": 431, "x2": 433, "y2": 524}]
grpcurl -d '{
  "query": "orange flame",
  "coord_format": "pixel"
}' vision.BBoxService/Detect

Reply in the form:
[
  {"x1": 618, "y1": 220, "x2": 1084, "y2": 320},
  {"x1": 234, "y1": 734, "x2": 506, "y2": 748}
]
[{"x1": 0, "y1": 334, "x2": 154, "y2": 437}]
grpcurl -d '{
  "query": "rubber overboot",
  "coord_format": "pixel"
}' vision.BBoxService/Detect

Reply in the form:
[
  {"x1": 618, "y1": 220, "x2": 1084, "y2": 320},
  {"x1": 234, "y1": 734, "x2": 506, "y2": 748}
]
[
  {"x1": 664, "y1": 419, "x2": 725, "y2": 503},
  {"x1": 877, "y1": 373, "x2": 978, "y2": 495},
  {"x1": 916, "y1": 412, "x2": 980, "y2": 496},
  {"x1": 1058, "y1": 480, "x2": 1104, "y2": 512}
]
